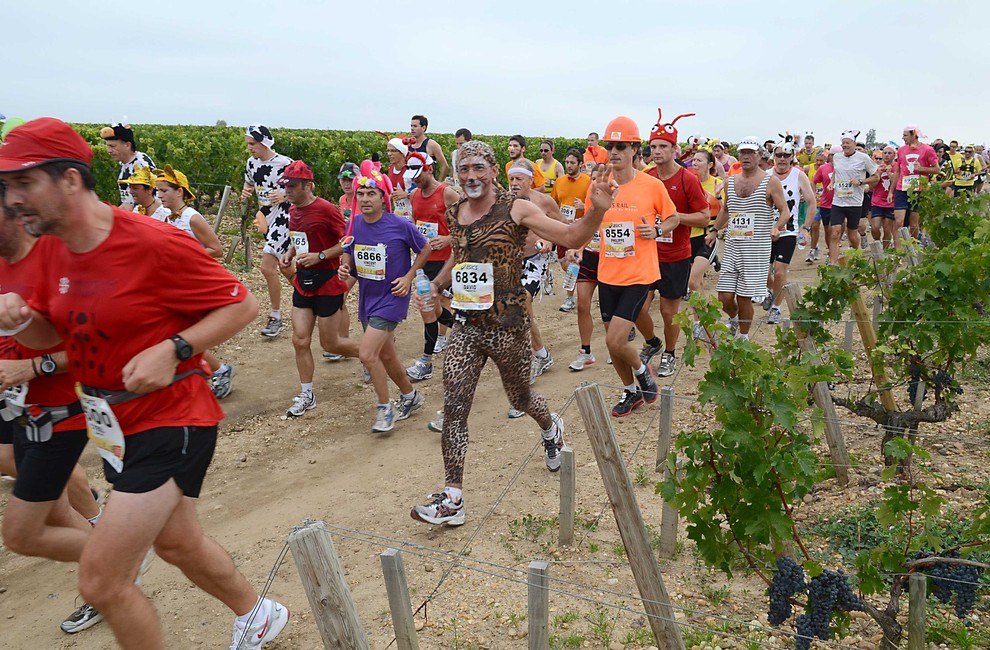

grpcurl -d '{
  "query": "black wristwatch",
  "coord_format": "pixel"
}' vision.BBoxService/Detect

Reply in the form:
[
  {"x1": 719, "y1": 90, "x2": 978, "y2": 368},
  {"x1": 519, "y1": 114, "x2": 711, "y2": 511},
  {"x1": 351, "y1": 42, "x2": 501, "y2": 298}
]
[
  {"x1": 318, "y1": 250, "x2": 327, "y2": 261},
  {"x1": 39, "y1": 354, "x2": 57, "y2": 377},
  {"x1": 169, "y1": 335, "x2": 194, "y2": 361}
]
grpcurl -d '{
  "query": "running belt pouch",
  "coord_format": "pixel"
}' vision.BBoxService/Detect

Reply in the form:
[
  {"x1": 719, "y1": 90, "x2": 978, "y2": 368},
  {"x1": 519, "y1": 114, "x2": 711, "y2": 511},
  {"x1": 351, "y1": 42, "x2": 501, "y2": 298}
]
[
  {"x1": 297, "y1": 267, "x2": 334, "y2": 291},
  {"x1": 19, "y1": 410, "x2": 53, "y2": 443}
]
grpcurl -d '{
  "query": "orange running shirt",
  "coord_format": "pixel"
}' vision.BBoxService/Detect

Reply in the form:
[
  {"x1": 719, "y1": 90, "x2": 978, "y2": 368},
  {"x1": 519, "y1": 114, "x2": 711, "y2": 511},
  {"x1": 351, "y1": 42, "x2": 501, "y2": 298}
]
[
  {"x1": 551, "y1": 173, "x2": 592, "y2": 222},
  {"x1": 586, "y1": 171, "x2": 676, "y2": 286}
]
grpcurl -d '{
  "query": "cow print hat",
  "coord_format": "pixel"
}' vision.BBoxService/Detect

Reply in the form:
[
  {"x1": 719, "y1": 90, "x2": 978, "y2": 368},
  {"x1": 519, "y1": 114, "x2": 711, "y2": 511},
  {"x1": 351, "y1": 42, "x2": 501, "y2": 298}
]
[{"x1": 246, "y1": 124, "x2": 275, "y2": 149}]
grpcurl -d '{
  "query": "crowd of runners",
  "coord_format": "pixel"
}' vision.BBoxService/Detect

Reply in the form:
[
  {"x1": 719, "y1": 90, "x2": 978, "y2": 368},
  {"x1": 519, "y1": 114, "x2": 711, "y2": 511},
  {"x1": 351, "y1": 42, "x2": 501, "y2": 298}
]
[{"x1": 0, "y1": 112, "x2": 983, "y2": 648}]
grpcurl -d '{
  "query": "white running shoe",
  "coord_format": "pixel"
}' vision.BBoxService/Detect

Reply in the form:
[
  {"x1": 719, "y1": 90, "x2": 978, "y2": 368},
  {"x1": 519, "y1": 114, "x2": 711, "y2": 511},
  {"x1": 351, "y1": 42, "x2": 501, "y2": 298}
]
[
  {"x1": 211, "y1": 363, "x2": 235, "y2": 400},
  {"x1": 559, "y1": 296, "x2": 576, "y2": 312},
  {"x1": 427, "y1": 410, "x2": 443, "y2": 432},
  {"x1": 508, "y1": 408, "x2": 526, "y2": 419},
  {"x1": 229, "y1": 599, "x2": 289, "y2": 650},
  {"x1": 322, "y1": 352, "x2": 345, "y2": 361},
  {"x1": 286, "y1": 392, "x2": 316, "y2": 417},
  {"x1": 569, "y1": 350, "x2": 595, "y2": 371},
  {"x1": 260, "y1": 316, "x2": 283, "y2": 338},
  {"x1": 395, "y1": 391, "x2": 425, "y2": 421},
  {"x1": 372, "y1": 404, "x2": 394, "y2": 433},
  {"x1": 433, "y1": 335, "x2": 448, "y2": 354},
  {"x1": 411, "y1": 491, "x2": 465, "y2": 526},
  {"x1": 530, "y1": 353, "x2": 554, "y2": 384},
  {"x1": 405, "y1": 359, "x2": 433, "y2": 381},
  {"x1": 768, "y1": 306, "x2": 782, "y2": 325},
  {"x1": 61, "y1": 603, "x2": 103, "y2": 634},
  {"x1": 542, "y1": 413, "x2": 565, "y2": 472}
]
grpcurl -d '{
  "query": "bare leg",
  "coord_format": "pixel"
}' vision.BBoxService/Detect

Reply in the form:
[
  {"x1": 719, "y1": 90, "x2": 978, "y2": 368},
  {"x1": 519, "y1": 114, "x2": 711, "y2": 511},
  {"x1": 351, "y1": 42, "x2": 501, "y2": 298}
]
[{"x1": 260, "y1": 253, "x2": 282, "y2": 313}]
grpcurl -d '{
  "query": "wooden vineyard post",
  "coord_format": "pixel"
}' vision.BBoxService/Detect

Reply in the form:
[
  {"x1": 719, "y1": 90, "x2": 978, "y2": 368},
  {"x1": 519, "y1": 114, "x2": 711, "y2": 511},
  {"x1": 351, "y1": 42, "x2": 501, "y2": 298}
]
[
  {"x1": 574, "y1": 383, "x2": 686, "y2": 650},
  {"x1": 655, "y1": 387, "x2": 674, "y2": 472},
  {"x1": 559, "y1": 447, "x2": 576, "y2": 546},
  {"x1": 288, "y1": 520, "x2": 370, "y2": 650},
  {"x1": 212, "y1": 184, "x2": 232, "y2": 233},
  {"x1": 842, "y1": 253, "x2": 897, "y2": 413},
  {"x1": 380, "y1": 548, "x2": 419, "y2": 650},
  {"x1": 527, "y1": 560, "x2": 550, "y2": 650},
  {"x1": 658, "y1": 459, "x2": 681, "y2": 560},
  {"x1": 908, "y1": 573, "x2": 927, "y2": 650},
  {"x1": 782, "y1": 284, "x2": 850, "y2": 485}
]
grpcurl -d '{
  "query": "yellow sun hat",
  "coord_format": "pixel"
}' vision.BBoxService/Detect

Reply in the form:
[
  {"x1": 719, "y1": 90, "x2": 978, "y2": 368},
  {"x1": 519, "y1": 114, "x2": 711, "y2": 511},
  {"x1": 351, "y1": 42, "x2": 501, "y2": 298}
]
[
  {"x1": 157, "y1": 164, "x2": 196, "y2": 200},
  {"x1": 118, "y1": 165, "x2": 158, "y2": 188}
]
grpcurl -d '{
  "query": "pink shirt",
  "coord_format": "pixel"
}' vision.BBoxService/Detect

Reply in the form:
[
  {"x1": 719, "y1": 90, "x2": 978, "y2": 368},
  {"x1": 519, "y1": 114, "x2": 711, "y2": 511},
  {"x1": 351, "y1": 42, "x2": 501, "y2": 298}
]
[
  {"x1": 812, "y1": 163, "x2": 835, "y2": 209},
  {"x1": 895, "y1": 143, "x2": 938, "y2": 191},
  {"x1": 872, "y1": 163, "x2": 898, "y2": 208}
]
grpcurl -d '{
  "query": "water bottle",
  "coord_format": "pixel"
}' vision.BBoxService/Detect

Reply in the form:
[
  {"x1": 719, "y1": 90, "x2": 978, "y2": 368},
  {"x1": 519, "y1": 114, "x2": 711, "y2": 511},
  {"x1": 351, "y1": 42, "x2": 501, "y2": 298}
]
[
  {"x1": 415, "y1": 269, "x2": 434, "y2": 312},
  {"x1": 562, "y1": 262, "x2": 579, "y2": 292}
]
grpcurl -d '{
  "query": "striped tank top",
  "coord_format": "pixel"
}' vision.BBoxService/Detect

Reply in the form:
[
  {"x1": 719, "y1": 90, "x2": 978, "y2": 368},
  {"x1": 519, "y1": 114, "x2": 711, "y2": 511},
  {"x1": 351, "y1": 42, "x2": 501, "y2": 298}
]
[{"x1": 725, "y1": 172, "x2": 774, "y2": 243}]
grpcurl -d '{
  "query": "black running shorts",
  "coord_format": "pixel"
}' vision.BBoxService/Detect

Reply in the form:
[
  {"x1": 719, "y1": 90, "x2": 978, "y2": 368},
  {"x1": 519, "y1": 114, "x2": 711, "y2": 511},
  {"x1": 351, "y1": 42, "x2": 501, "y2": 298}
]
[
  {"x1": 598, "y1": 282, "x2": 651, "y2": 323},
  {"x1": 12, "y1": 427, "x2": 88, "y2": 502},
  {"x1": 103, "y1": 426, "x2": 217, "y2": 497}
]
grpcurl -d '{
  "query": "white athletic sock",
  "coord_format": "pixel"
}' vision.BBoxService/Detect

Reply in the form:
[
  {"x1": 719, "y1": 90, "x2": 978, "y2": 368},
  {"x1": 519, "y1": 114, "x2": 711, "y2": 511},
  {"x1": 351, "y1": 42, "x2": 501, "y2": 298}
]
[
  {"x1": 634, "y1": 364, "x2": 647, "y2": 376},
  {"x1": 445, "y1": 486, "x2": 463, "y2": 502},
  {"x1": 536, "y1": 347, "x2": 548, "y2": 359},
  {"x1": 772, "y1": 303, "x2": 782, "y2": 310},
  {"x1": 87, "y1": 509, "x2": 102, "y2": 527},
  {"x1": 737, "y1": 333, "x2": 750, "y2": 341},
  {"x1": 236, "y1": 598, "x2": 269, "y2": 624},
  {"x1": 378, "y1": 403, "x2": 391, "y2": 409},
  {"x1": 625, "y1": 383, "x2": 637, "y2": 393},
  {"x1": 217, "y1": 362, "x2": 230, "y2": 374},
  {"x1": 271, "y1": 310, "x2": 282, "y2": 319},
  {"x1": 401, "y1": 390, "x2": 415, "y2": 401},
  {"x1": 301, "y1": 383, "x2": 313, "y2": 394}
]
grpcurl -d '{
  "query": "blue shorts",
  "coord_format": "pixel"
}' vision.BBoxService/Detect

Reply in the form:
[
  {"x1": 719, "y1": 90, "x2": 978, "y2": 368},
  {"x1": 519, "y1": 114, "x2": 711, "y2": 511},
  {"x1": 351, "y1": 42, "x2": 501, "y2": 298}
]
[
  {"x1": 818, "y1": 207, "x2": 831, "y2": 223},
  {"x1": 871, "y1": 206, "x2": 895, "y2": 220},
  {"x1": 894, "y1": 190, "x2": 918, "y2": 212}
]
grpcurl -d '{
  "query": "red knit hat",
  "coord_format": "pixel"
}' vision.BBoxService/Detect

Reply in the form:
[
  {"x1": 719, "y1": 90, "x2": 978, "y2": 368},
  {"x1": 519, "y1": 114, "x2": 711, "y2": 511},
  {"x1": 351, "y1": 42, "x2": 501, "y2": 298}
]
[
  {"x1": 648, "y1": 108, "x2": 696, "y2": 145},
  {"x1": 0, "y1": 117, "x2": 93, "y2": 172}
]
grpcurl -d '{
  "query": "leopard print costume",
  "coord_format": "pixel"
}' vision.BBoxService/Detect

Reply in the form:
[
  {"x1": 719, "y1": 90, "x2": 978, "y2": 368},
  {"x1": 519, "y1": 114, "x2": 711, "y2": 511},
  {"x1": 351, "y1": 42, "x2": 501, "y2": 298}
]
[{"x1": 441, "y1": 191, "x2": 552, "y2": 484}]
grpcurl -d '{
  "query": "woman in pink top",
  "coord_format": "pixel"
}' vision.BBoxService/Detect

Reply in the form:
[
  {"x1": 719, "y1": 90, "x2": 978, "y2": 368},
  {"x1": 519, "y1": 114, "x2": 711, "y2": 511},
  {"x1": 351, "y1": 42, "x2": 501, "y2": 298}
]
[{"x1": 870, "y1": 145, "x2": 898, "y2": 248}]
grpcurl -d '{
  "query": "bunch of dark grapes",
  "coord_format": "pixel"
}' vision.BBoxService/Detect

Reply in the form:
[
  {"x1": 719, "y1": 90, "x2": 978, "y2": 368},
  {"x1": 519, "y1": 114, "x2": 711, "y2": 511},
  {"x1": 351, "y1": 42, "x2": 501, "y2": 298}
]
[
  {"x1": 768, "y1": 556, "x2": 806, "y2": 625},
  {"x1": 919, "y1": 550, "x2": 981, "y2": 619},
  {"x1": 792, "y1": 570, "x2": 864, "y2": 650}
]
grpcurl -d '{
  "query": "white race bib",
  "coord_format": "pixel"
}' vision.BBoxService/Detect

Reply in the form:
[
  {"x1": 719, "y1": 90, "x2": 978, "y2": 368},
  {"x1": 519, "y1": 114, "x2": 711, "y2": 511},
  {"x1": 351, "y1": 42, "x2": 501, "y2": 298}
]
[
  {"x1": 901, "y1": 174, "x2": 920, "y2": 191},
  {"x1": 834, "y1": 180, "x2": 854, "y2": 200},
  {"x1": 586, "y1": 230, "x2": 601, "y2": 253},
  {"x1": 603, "y1": 222, "x2": 635, "y2": 258},
  {"x1": 561, "y1": 205, "x2": 577, "y2": 223},
  {"x1": 416, "y1": 221, "x2": 439, "y2": 240},
  {"x1": 0, "y1": 383, "x2": 28, "y2": 421},
  {"x1": 76, "y1": 386, "x2": 125, "y2": 472},
  {"x1": 958, "y1": 172, "x2": 973, "y2": 182},
  {"x1": 290, "y1": 230, "x2": 309, "y2": 254},
  {"x1": 393, "y1": 198, "x2": 412, "y2": 221},
  {"x1": 656, "y1": 216, "x2": 673, "y2": 243},
  {"x1": 354, "y1": 244, "x2": 387, "y2": 281},
  {"x1": 451, "y1": 262, "x2": 494, "y2": 310},
  {"x1": 728, "y1": 213, "x2": 755, "y2": 240}
]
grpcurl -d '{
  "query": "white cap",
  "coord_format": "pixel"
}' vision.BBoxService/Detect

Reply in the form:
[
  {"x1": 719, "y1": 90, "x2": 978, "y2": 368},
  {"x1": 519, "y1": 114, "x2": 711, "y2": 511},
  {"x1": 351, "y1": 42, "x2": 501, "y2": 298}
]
[{"x1": 737, "y1": 137, "x2": 761, "y2": 152}]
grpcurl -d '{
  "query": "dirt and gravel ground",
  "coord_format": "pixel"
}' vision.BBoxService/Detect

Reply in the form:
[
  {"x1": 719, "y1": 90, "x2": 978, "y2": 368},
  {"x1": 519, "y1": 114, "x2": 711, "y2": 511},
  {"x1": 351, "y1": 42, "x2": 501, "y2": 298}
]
[{"x1": 1, "y1": 247, "x2": 987, "y2": 650}]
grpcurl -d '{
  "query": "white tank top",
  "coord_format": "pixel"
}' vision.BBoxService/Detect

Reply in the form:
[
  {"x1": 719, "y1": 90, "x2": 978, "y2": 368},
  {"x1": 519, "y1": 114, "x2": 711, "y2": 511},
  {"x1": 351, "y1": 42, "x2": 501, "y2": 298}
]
[{"x1": 166, "y1": 206, "x2": 198, "y2": 238}]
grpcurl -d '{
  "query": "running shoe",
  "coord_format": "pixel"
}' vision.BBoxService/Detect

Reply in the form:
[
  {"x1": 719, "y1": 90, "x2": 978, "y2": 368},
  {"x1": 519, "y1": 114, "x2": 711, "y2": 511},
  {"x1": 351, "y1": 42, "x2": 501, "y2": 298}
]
[
  {"x1": 260, "y1": 316, "x2": 284, "y2": 338},
  {"x1": 405, "y1": 359, "x2": 433, "y2": 381},
  {"x1": 569, "y1": 350, "x2": 596, "y2": 371},
  {"x1": 611, "y1": 389, "x2": 644, "y2": 417},
  {"x1": 229, "y1": 599, "x2": 289, "y2": 650},
  {"x1": 433, "y1": 335, "x2": 448, "y2": 354},
  {"x1": 286, "y1": 391, "x2": 316, "y2": 417},
  {"x1": 760, "y1": 289, "x2": 774, "y2": 311},
  {"x1": 639, "y1": 340, "x2": 662, "y2": 366},
  {"x1": 768, "y1": 306, "x2": 782, "y2": 325},
  {"x1": 559, "y1": 297, "x2": 576, "y2": 312},
  {"x1": 530, "y1": 353, "x2": 554, "y2": 384},
  {"x1": 656, "y1": 352, "x2": 676, "y2": 378},
  {"x1": 61, "y1": 603, "x2": 103, "y2": 634},
  {"x1": 627, "y1": 326, "x2": 637, "y2": 342},
  {"x1": 805, "y1": 248, "x2": 816, "y2": 264},
  {"x1": 542, "y1": 413, "x2": 565, "y2": 472},
  {"x1": 322, "y1": 352, "x2": 345, "y2": 361},
  {"x1": 692, "y1": 321, "x2": 706, "y2": 341},
  {"x1": 411, "y1": 490, "x2": 465, "y2": 526},
  {"x1": 211, "y1": 363, "x2": 235, "y2": 400},
  {"x1": 372, "y1": 404, "x2": 394, "y2": 433},
  {"x1": 362, "y1": 365, "x2": 371, "y2": 384},
  {"x1": 636, "y1": 364, "x2": 659, "y2": 403},
  {"x1": 427, "y1": 410, "x2": 444, "y2": 432},
  {"x1": 728, "y1": 316, "x2": 739, "y2": 337},
  {"x1": 0, "y1": 473, "x2": 14, "y2": 482},
  {"x1": 508, "y1": 408, "x2": 526, "y2": 419},
  {"x1": 395, "y1": 391, "x2": 424, "y2": 421}
]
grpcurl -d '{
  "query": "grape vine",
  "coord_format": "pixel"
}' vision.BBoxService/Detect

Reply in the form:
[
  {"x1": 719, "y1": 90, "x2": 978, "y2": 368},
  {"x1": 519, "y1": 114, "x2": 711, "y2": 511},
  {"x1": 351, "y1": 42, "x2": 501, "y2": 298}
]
[{"x1": 767, "y1": 557, "x2": 864, "y2": 650}]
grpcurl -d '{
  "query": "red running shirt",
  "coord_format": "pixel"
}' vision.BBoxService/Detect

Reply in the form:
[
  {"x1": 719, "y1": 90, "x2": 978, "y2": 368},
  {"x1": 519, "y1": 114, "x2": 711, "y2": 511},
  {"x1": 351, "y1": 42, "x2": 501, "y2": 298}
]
[
  {"x1": 646, "y1": 166, "x2": 706, "y2": 262},
  {"x1": 411, "y1": 184, "x2": 451, "y2": 262},
  {"x1": 0, "y1": 236, "x2": 84, "y2": 432},
  {"x1": 29, "y1": 209, "x2": 249, "y2": 436},
  {"x1": 288, "y1": 198, "x2": 349, "y2": 296}
]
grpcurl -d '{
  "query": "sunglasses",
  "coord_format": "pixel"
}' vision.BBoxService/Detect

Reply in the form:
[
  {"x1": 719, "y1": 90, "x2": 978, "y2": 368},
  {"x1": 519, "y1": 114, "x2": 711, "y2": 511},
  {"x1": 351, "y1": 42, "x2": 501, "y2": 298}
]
[
  {"x1": 603, "y1": 142, "x2": 633, "y2": 151},
  {"x1": 540, "y1": 148, "x2": 551, "y2": 153},
  {"x1": 774, "y1": 153, "x2": 791, "y2": 159}
]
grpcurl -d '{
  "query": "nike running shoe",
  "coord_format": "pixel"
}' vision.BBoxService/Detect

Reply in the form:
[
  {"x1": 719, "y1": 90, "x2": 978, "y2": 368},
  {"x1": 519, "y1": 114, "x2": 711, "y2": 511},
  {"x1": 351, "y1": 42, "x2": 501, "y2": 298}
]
[
  {"x1": 639, "y1": 340, "x2": 662, "y2": 366},
  {"x1": 229, "y1": 599, "x2": 289, "y2": 650},
  {"x1": 636, "y1": 364, "x2": 659, "y2": 403},
  {"x1": 411, "y1": 491, "x2": 465, "y2": 526},
  {"x1": 611, "y1": 390, "x2": 644, "y2": 417},
  {"x1": 61, "y1": 603, "x2": 103, "y2": 634},
  {"x1": 569, "y1": 350, "x2": 595, "y2": 371},
  {"x1": 286, "y1": 392, "x2": 316, "y2": 418},
  {"x1": 260, "y1": 316, "x2": 284, "y2": 338},
  {"x1": 656, "y1": 352, "x2": 676, "y2": 378}
]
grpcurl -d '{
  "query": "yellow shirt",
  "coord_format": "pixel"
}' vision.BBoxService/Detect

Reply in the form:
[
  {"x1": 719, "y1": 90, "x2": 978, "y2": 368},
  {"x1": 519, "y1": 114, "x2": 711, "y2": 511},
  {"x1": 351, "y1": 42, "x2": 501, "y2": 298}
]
[{"x1": 953, "y1": 156, "x2": 983, "y2": 187}]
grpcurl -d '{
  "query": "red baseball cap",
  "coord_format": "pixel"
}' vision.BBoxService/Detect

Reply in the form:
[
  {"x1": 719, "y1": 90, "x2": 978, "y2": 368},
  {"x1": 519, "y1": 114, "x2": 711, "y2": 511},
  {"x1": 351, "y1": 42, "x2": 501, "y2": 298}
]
[
  {"x1": 278, "y1": 160, "x2": 314, "y2": 184},
  {"x1": 0, "y1": 117, "x2": 93, "y2": 172}
]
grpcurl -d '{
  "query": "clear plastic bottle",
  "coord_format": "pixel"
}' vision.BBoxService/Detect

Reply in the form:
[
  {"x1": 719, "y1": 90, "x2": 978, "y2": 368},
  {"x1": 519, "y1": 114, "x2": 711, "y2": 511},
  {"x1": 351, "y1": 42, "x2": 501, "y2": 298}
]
[
  {"x1": 562, "y1": 262, "x2": 580, "y2": 292},
  {"x1": 414, "y1": 269, "x2": 434, "y2": 312}
]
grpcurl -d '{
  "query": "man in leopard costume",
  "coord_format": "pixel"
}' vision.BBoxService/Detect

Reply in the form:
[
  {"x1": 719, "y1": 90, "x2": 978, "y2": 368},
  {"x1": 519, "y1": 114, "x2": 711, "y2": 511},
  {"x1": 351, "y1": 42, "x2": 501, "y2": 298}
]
[{"x1": 411, "y1": 140, "x2": 615, "y2": 526}]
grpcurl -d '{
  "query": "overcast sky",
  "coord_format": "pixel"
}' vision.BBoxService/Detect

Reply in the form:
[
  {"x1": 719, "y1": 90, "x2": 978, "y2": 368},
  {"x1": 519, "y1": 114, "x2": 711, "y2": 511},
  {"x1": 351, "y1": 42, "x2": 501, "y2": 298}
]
[{"x1": 5, "y1": 1, "x2": 987, "y2": 146}]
